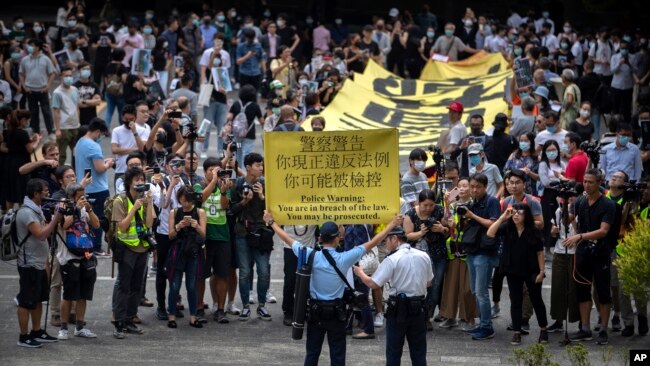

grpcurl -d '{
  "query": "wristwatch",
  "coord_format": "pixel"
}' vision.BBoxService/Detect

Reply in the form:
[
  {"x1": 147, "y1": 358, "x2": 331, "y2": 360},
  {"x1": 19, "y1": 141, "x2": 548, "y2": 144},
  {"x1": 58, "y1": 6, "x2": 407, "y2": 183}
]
[{"x1": 266, "y1": 219, "x2": 274, "y2": 227}]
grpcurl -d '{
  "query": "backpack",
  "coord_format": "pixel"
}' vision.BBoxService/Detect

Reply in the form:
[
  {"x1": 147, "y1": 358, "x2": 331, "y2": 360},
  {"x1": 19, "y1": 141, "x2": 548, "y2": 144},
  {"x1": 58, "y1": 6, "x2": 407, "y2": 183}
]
[
  {"x1": 232, "y1": 100, "x2": 254, "y2": 139},
  {"x1": 65, "y1": 218, "x2": 94, "y2": 256},
  {"x1": 101, "y1": 192, "x2": 128, "y2": 249},
  {"x1": 276, "y1": 123, "x2": 302, "y2": 132},
  {"x1": 106, "y1": 74, "x2": 124, "y2": 97},
  {"x1": 1, "y1": 207, "x2": 34, "y2": 261}
]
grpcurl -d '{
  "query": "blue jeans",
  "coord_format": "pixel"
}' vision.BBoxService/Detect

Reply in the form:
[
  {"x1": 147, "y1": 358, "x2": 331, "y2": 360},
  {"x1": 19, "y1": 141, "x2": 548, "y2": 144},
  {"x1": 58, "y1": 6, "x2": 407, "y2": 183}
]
[
  {"x1": 202, "y1": 101, "x2": 228, "y2": 154},
  {"x1": 236, "y1": 138, "x2": 255, "y2": 171},
  {"x1": 466, "y1": 254, "x2": 498, "y2": 329},
  {"x1": 167, "y1": 254, "x2": 199, "y2": 317},
  {"x1": 236, "y1": 236, "x2": 270, "y2": 306},
  {"x1": 385, "y1": 310, "x2": 427, "y2": 366},
  {"x1": 425, "y1": 257, "x2": 448, "y2": 314},
  {"x1": 348, "y1": 278, "x2": 374, "y2": 335},
  {"x1": 104, "y1": 92, "x2": 125, "y2": 128},
  {"x1": 87, "y1": 190, "x2": 110, "y2": 252},
  {"x1": 591, "y1": 108, "x2": 601, "y2": 141}
]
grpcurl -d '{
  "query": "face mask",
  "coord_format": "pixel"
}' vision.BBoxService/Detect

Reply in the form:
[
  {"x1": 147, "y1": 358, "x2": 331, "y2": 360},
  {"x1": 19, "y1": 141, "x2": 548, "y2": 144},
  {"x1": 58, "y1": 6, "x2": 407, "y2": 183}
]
[
  {"x1": 11, "y1": 52, "x2": 20, "y2": 61},
  {"x1": 427, "y1": 31, "x2": 434, "y2": 38},
  {"x1": 192, "y1": 19, "x2": 200, "y2": 27},
  {"x1": 27, "y1": 45, "x2": 34, "y2": 54},
  {"x1": 68, "y1": 20, "x2": 77, "y2": 27},
  {"x1": 561, "y1": 42, "x2": 569, "y2": 49},
  {"x1": 469, "y1": 155, "x2": 482, "y2": 166},
  {"x1": 264, "y1": 11, "x2": 271, "y2": 18},
  {"x1": 143, "y1": 27, "x2": 152, "y2": 34},
  {"x1": 560, "y1": 143, "x2": 569, "y2": 153},
  {"x1": 100, "y1": 25, "x2": 108, "y2": 31},
  {"x1": 514, "y1": 48, "x2": 523, "y2": 56},
  {"x1": 306, "y1": 18, "x2": 314, "y2": 25},
  {"x1": 546, "y1": 151, "x2": 558, "y2": 160},
  {"x1": 15, "y1": 22, "x2": 24, "y2": 29},
  {"x1": 579, "y1": 109, "x2": 590, "y2": 118},
  {"x1": 274, "y1": 89, "x2": 283, "y2": 96},
  {"x1": 155, "y1": 133, "x2": 166, "y2": 143},
  {"x1": 63, "y1": 76, "x2": 74, "y2": 85},
  {"x1": 546, "y1": 126, "x2": 557, "y2": 133},
  {"x1": 272, "y1": 107, "x2": 280, "y2": 115},
  {"x1": 519, "y1": 141, "x2": 531, "y2": 151},
  {"x1": 213, "y1": 58, "x2": 221, "y2": 66},
  {"x1": 312, "y1": 126, "x2": 323, "y2": 131},
  {"x1": 217, "y1": 15, "x2": 225, "y2": 22},
  {"x1": 33, "y1": 26, "x2": 43, "y2": 34},
  {"x1": 464, "y1": 19, "x2": 473, "y2": 27},
  {"x1": 95, "y1": 136, "x2": 104, "y2": 143},
  {"x1": 203, "y1": 19, "x2": 211, "y2": 25},
  {"x1": 542, "y1": 11, "x2": 550, "y2": 18},
  {"x1": 623, "y1": 36, "x2": 632, "y2": 43},
  {"x1": 618, "y1": 135, "x2": 629, "y2": 146},
  {"x1": 230, "y1": 11, "x2": 237, "y2": 18},
  {"x1": 145, "y1": 12, "x2": 154, "y2": 20},
  {"x1": 80, "y1": 69, "x2": 91, "y2": 78},
  {"x1": 244, "y1": 23, "x2": 253, "y2": 28},
  {"x1": 471, "y1": 127, "x2": 482, "y2": 135},
  {"x1": 620, "y1": 49, "x2": 629, "y2": 57},
  {"x1": 276, "y1": 19, "x2": 285, "y2": 27},
  {"x1": 299, "y1": 78, "x2": 308, "y2": 85},
  {"x1": 564, "y1": 26, "x2": 571, "y2": 33},
  {"x1": 445, "y1": 29, "x2": 454, "y2": 37},
  {"x1": 335, "y1": 19, "x2": 342, "y2": 25},
  {"x1": 413, "y1": 161, "x2": 426, "y2": 172}
]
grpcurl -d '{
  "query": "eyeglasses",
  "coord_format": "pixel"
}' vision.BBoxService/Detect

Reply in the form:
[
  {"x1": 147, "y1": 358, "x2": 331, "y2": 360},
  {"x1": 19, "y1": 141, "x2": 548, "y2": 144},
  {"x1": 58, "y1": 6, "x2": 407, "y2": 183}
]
[{"x1": 512, "y1": 209, "x2": 525, "y2": 216}]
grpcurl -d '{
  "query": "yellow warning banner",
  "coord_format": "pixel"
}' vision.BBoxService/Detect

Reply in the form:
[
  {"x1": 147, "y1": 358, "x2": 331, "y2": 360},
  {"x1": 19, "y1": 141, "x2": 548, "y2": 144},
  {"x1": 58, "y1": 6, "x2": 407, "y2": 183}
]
[
  {"x1": 264, "y1": 129, "x2": 400, "y2": 224},
  {"x1": 420, "y1": 51, "x2": 510, "y2": 80}
]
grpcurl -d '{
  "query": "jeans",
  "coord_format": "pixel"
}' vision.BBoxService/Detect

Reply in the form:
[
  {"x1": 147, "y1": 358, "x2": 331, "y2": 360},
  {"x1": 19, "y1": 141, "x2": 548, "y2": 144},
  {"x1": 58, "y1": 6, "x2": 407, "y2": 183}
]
[
  {"x1": 202, "y1": 101, "x2": 228, "y2": 154},
  {"x1": 114, "y1": 249, "x2": 148, "y2": 322},
  {"x1": 236, "y1": 138, "x2": 256, "y2": 171},
  {"x1": 155, "y1": 233, "x2": 171, "y2": 310},
  {"x1": 590, "y1": 108, "x2": 602, "y2": 141},
  {"x1": 236, "y1": 236, "x2": 270, "y2": 306},
  {"x1": 104, "y1": 92, "x2": 125, "y2": 128},
  {"x1": 26, "y1": 91, "x2": 54, "y2": 134},
  {"x1": 282, "y1": 247, "x2": 297, "y2": 315},
  {"x1": 467, "y1": 254, "x2": 497, "y2": 329},
  {"x1": 167, "y1": 253, "x2": 199, "y2": 317},
  {"x1": 305, "y1": 318, "x2": 346, "y2": 366},
  {"x1": 87, "y1": 190, "x2": 110, "y2": 252},
  {"x1": 425, "y1": 257, "x2": 448, "y2": 315},
  {"x1": 348, "y1": 278, "x2": 374, "y2": 334},
  {"x1": 385, "y1": 310, "x2": 427, "y2": 366}
]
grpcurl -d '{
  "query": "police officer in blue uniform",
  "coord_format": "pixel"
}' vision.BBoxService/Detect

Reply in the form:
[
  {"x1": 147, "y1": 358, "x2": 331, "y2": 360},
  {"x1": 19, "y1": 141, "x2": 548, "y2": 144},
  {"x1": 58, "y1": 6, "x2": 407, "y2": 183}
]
[
  {"x1": 354, "y1": 226, "x2": 433, "y2": 366},
  {"x1": 264, "y1": 210, "x2": 402, "y2": 366}
]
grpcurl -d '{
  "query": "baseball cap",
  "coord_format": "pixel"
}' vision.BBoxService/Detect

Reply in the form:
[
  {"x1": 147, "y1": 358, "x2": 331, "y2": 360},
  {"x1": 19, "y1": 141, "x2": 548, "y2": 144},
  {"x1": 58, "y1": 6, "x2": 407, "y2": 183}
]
[
  {"x1": 447, "y1": 101, "x2": 464, "y2": 113},
  {"x1": 467, "y1": 143, "x2": 484, "y2": 155},
  {"x1": 319, "y1": 222, "x2": 340, "y2": 241},
  {"x1": 269, "y1": 79, "x2": 284, "y2": 89},
  {"x1": 389, "y1": 8, "x2": 399, "y2": 18}
]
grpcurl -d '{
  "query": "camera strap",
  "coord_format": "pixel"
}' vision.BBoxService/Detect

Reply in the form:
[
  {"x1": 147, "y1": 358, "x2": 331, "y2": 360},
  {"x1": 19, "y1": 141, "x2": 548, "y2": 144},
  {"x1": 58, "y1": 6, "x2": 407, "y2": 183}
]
[{"x1": 321, "y1": 249, "x2": 355, "y2": 292}]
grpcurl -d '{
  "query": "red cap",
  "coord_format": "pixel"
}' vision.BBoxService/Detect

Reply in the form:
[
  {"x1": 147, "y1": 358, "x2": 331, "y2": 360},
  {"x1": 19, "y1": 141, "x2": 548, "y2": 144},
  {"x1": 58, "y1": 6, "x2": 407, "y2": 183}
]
[{"x1": 447, "y1": 101, "x2": 464, "y2": 113}]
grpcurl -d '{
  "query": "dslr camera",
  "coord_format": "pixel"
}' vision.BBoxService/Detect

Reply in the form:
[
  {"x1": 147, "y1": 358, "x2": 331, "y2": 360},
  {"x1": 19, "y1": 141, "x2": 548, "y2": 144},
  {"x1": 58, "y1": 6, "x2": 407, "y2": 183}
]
[
  {"x1": 224, "y1": 134, "x2": 238, "y2": 152},
  {"x1": 456, "y1": 204, "x2": 469, "y2": 216},
  {"x1": 138, "y1": 230, "x2": 157, "y2": 248},
  {"x1": 134, "y1": 184, "x2": 150, "y2": 194},
  {"x1": 242, "y1": 183, "x2": 253, "y2": 195}
]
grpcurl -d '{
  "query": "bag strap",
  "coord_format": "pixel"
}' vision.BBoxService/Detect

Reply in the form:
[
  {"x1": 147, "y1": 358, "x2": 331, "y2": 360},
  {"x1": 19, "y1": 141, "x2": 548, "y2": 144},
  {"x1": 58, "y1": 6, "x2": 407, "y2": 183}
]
[
  {"x1": 444, "y1": 37, "x2": 455, "y2": 56},
  {"x1": 321, "y1": 248, "x2": 355, "y2": 291}
]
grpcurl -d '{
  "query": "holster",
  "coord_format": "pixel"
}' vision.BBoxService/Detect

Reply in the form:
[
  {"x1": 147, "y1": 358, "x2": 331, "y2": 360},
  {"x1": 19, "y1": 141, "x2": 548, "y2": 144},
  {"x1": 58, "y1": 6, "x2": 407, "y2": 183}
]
[
  {"x1": 308, "y1": 299, "x2": 346, "y2": 323},
  {"x1": 386, "y1": 296, "x2": 425, "y2": 323}
]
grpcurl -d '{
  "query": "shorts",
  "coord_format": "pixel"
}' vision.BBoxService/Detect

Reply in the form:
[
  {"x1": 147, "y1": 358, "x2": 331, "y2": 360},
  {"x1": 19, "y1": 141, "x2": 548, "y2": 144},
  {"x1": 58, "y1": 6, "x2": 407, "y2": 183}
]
[
  {"x1": 575, "y1": 243, "x2": 611, "y2": 304},
  {"x1": 17, "y1": 267, "x2": 49, "y2": 309},
  {"x1": 204, "y1": 240, "x2": 231, "y2": 279},
  {"x1": 61, "y1": 258, "x2": 98, "y2": 301}
]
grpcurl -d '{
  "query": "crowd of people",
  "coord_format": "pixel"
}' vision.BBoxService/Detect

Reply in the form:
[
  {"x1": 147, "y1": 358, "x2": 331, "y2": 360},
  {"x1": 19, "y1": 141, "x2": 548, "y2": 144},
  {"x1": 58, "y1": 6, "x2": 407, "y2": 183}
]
[{"x1": 1, "y1": 1, "x2": 649, "y2": 365}]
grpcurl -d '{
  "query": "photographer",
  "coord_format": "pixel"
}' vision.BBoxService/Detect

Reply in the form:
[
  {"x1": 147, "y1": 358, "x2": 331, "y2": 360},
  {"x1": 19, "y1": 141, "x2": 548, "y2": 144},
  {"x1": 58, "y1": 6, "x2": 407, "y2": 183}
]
[
  {"x1": 111, "y1": 167, "x2": 156, "y2": 339},
  {"x1": 263, "y1": 210, "x2": 402, "y2": 366},
  {"x1": 403, "y1": 189, "x2": 449, "y2": 330},
  {"x1": 56, "y1": 184, "x2": 100, "y2": 340},
  {"x1": 564, "y1": 169, "x2": 616, "y2": 345},
  {"x1": 19, "y1": 141, "x2": 62, "y2": 194},
  {"x1": 16, "y1": 178, "x2": 61, "y2": 347},
  {"x1": 167, "y1": 185, "x2": 207, "y2": 328}
]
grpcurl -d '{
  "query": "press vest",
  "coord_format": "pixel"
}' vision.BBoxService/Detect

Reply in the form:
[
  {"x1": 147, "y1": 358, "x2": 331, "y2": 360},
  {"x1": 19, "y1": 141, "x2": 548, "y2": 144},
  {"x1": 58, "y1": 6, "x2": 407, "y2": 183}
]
[{"x1": 116, "y1": 196, "x2": 148, "y2": 248}]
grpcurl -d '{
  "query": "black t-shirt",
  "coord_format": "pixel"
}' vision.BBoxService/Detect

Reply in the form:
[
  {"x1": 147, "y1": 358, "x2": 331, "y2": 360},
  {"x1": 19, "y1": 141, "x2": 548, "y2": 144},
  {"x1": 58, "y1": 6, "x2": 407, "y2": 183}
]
[
  {"x1": 277, "y1": 26, "x2": 296, "y2": 48},
  {"x1": 497, "y1": 223, "x2": 544, "y2": 276},
  {"x1": 577, "y1": 72, "x2": 601, "y2": 106},
  {"x1": 104, "y1": 61, "x2": 129, "y2": 81},
  {"x1": 124, "y1": 74, "x2": 147, "y2": 104},
  {"x1": 74, "y1": 79, "x2": 100, "y2": 125},
  {"x1": 359, "y1": 39, "x2": 380, "y2": 57},
  {"x1": 568, "y1": 120, "x2": 595, "y2": 143},
  {"x1": 91, "y1": 32, "x2": 116, "y2": 65},
  {"x1": 554, "y1": 51, "x2": 575, "y2": 72},
  {"x1": 229, "y1": 101, "x2": 262, "y2": 140},
  {"x1": 152, "y1": 48, "x2": 167, "y2": 71},
  {"x1": 573, "y1": 194, "x2": 616, "y2": 243}
]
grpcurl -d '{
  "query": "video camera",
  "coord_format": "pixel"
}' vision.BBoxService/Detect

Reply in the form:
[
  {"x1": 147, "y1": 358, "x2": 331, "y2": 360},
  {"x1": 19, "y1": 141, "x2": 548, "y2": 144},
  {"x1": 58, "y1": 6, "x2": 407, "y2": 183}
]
[
  {"x1": 428, "y1": 145, "x2": 444, "y2": 164},
  {"x1": 580, "y1": 141, "x2": 601, "y2": 166},
  {"x1": 43, "y1": 197, "x2": 75, "y2": 216},
  {"x1": 549, "y1": 179, "x2": 584, "y2": 199},
  {"x1": 621, "y1": 180, "x2": 648, "y2": 202}
]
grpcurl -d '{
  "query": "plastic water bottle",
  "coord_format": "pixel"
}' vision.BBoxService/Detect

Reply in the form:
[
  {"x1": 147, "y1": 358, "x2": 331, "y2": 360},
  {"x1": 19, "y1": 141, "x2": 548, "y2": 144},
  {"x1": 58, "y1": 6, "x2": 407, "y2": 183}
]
[{"x1": 198, "y1": 119, "x2": 211, "y2": 137}]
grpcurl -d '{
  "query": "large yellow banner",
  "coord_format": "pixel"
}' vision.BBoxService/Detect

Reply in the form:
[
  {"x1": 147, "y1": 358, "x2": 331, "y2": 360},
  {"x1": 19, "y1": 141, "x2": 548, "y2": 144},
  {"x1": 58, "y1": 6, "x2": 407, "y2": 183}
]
[
  {"x1": 264, "y1": 129, "x2": 400, "y2": 224},
  {"x1": 420, "y1": 51, "x2": 510, "y2": 80}
]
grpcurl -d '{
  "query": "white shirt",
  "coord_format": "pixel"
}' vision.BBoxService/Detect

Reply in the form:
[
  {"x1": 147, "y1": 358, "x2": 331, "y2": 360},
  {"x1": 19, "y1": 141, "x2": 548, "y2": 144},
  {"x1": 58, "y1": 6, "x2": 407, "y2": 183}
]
[
  {"x1": 507, "y1": 13, "x2": 523, "y2": 28},
  {"x1": 588, "y1": 40, "x2": 613, "y2": 76},
  {"x1": 487, "y1": 36, "x2": 507, "y2": 53},
  {"x1": 535, "y1": 17, "x2": 555, "y2": 34},
  {"x1": 111, "y1": 124, "x2": 148, "y2": 173},
  {"x1": 571, "y1": 41, "x2": 584, "y2": 65},
  {"x1": 552, "y1": 208, "x2": 576, "y2": 255},
  {"x1": 134, "y1": 121, "x2": 151, "y2": 141},
  {"x1": 372, "y1": 243, "x2": 433, "y2": 297},
  {"x1": 282, "y1": 225, "x2": 318, "y2": 249},
  {"x1": 540, "y1": 34, "x2": 558, "y2": 54},
  {"x1": 535, "y1": 129, "x2": 568, "y2": 151},
  {"x1": 199, "y1": 48, "x2": 232, "y2": 69}
]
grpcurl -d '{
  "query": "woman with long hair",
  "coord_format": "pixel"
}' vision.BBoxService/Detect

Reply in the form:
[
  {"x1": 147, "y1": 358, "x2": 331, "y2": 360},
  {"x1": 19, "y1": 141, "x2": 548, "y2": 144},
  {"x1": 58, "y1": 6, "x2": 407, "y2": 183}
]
[
  {"x1": 538, "y1": 140, "x2": 566, "y2": 248},
  {"x1": 503, "y1": 132, "x2": 539, "y2": 195}
]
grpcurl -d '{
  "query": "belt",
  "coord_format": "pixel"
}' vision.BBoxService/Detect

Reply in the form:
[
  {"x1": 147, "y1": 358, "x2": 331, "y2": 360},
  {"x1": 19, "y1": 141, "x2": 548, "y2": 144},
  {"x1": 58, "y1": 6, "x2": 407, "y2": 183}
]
[{"x1": 388, "y1": 295, "x2": 425, "y2": 301}]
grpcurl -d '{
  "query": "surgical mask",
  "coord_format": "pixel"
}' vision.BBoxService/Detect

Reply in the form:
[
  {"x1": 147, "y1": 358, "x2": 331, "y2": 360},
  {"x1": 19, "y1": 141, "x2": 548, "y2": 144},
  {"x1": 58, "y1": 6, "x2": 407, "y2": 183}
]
[
  {"x1": 274, "y1": 89, "x2": 283, "y2": 96},
  {"x1": 27, "y1": 45, "x2": 34, "y2": 54},
  {"x1": 143, "y1": 27, "x2": 152, "y2": 34},
  {"x1": 579, "y1": 109, "x2": 590, "y2": 118},
  {"x1": 264, "y1": 11, "x2": 271, "y2": 18},
  {"x1": 445, "y1": 29, "x2": 454, "y2": 37},
  {"x1": 312, "y1": 126, "x2": 323, "y2": 131},
  {"x1": 560, "y1": 143, "x2": 569, "y2": 153},
  {"x1": 514, "y1": 48, "x2": 523, "y2": 56},
  {"x1": 563, "y1": 26, "x2": 571, "y2": 33},
  {"x1": 620, "y1": 49, "x2": 629, "y2": 57},
  {"x1": 155, "y1": 133, "x2": 166, "y2": 143},
  {"x1": 546, "y1": 126, "x2": 557, "y2": 133},
  {"x1": 519, "y1": 141, "x2": 531, "y2": 151},
  {"x1": 464, "y1": 19, "x2": 473, "y2": 27},
  {"x1": 95, "y1": 136, "x2": 104, "y2": 143},
  {"x1": 542, "y1": 11, "x2": 550, "y2": 18},
  {"x1": 33, "y1": 26, "x2": 43, "y2": 34},
  {"x1": 163, "y1": 42, "x2": 169, "y2": 48},
  {"x1": 80, "y1": 69, "x2": 91, "y2": 78},
  {"x1": 63, "y1": 76, "x2": 74, "y2": 85},
  {"x1": 413, "y1": 161, "x2": 426, "y2": 172},
  {"x1": 11, "y1": 52, "x2": 20, "y2": 61},
  {"x1": 623, "y1": 36, "x2": 632, "y2": 43},
  {"x1": 203, "y1": 19, "x2": 211, "y2": 25},
  {"x1": 276, "y1": 19, "x2": 285, "y2": 27},
  {"x1": 272, "y1": 107, "x2": 280, "y2": 115},
  {"x1": 426, "y1": 31, "x2": 434, "y2": 39},
  {"x1": 561, "y1": 42, "x2": 569, "y2": 49},
  {"x1": 306, "y1": 18, "x2": 314, "y2": 25},
  {"x1": 244, "y1": 23, "x2": 253, "y2": 28},
  {"x1": 15, "y1": 22, "x2": 24, "y2": 29},
  {"x1": 192, "y1": 19, "x2": 200, "y2": 27},
  {"x1": 335, "y1": 19, "x2": 342, "y2": 25},
  {"x1": 230, "y1": 11, "x2": 237, "y2": 18},
  {"x1": 217, "y1": 15, "x2": 225, "y2": 22},
  {"x1": 145, "y1": 12, "x2": 154, "y2": 20},
  {"x1": 68, "y1": 20, "x2": 77, "y2": 27},
  {"x1": 546, "y1": 151, "x2": 558, "y2": 160},
  {"x1": 618, "y1": 135, "x2": 629, "y2": 146},
  {"x1": 469, "y1": 155, "x2": 482, "y2": 166}
]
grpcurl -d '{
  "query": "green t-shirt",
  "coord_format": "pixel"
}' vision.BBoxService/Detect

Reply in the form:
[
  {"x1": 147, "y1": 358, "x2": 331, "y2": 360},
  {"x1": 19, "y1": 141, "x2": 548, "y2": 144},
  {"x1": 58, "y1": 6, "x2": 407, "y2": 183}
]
[{"x1": 202, "y1": 184, "x2": 231, "y2": 242}]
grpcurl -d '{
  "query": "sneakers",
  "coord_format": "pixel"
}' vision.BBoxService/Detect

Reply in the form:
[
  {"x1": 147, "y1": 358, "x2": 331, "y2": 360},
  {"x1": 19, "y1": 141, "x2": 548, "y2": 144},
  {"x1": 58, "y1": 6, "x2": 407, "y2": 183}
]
[
  {"x1": 433, "y1": 313, "x2": 445, "y2": 322},
  {"x1": 491, "y1": 303, "x2": 500, "y2": 319},
  {"x1": 139, "y1": 298, "x2": 154, "y2": 307},
  {"x1": 196, "y1": 309, "x2": 208, "y2": 324},
  {"x1": 621, "y1": 326, "x2": 634, "y2": 337},
  {"x1": 538, "y1": 330, "x2": 549, "y2": 344},
  {"x1": 521, "y1": 320, "x2": 530, "y2": 331},
  {"x1": 257, "y1": 306, "x2": 272, "y2": 321},
  {"x1": 57, "y1": 329, "x2": 69, "y2": 340},
  {"x1": 239, "y1": 308, "x2": 251, "y2": 321},
  {"x1": 249, "y1": 291, "x2": 256, "y2": 304},
  {"x1": 156, "y1": 307, "x2": 169, "y2": 320},
  {"x1": 214, "y1": 310, "x2": 229, "y2": 324},
  {"x1": 639, "y1": 315, "x2": 649, "y2": 335},
  {"x1": 507, "y1": 324, "x2": 530, "y2": 335},
  {"x1": 93, "y1": 251, "x2": 110, "y2": 257},
  {"x1": 511, "y1": 332, "x2": 522, "y2": 345},
  {"x1": 124, "y1": 322, "x2": 144, "y2": 334},
  {"x1": 594, "y1": 317, "x2": 602, "y2": 332},
  {"x1": 149, "y1": 264, "x2": 157, "y2": 273},
  {"x1": 74, "y1": 328, "x2": 97, "y2": 338},
  {"x1": 461, "y1": 322, "x2": 479, "y2": 333},
  {"x1": 29, "y1": 329, "x2": 58, "y2": 343},
  {"x1": 227, "y1": 302, "x2": 241, "y2": 316},
  {"x1": 113, "y1": 329, "x2": 126, "y2": 339},
  {"x1": 570, "y1": 329, "x2": 593, "y2": 342},
  {"x1": 471, "y1": 327, "x2": 495, "y2": 340},
  {"x1": 596, "y1": 330, "x2": 608, "y2": 345},
  {"x1": 17, "y1": 335, "x2": 42, "y2": 348},
  {"x1": 426, "y1": 319, "x2": 434, "y2": 331},
  {"x1": 175, "y1": 309, "x2": 185, "y2": 318},
  {"x1": 611, "y1": 315, "x2": 622, "y2": 331},
  {"x1": 266, "y1": 291, "x2": 277, "y2": 304},
  {"x1": 439, "y1": 318, "x2": 459, "y2": 328},
  {"x1": 374, "y1": 313, "x2": 385, "y2": 328},
  {"x1": 546, "y1": 321, "x2": 564, "y2": 333}
]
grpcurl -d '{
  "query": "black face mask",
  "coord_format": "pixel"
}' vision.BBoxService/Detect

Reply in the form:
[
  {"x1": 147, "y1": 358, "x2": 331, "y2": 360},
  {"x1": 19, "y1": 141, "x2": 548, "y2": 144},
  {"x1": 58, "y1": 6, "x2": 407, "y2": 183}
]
[
  {"x1": 471, "y1": 127, "x2": 482, "y2": 135},
  {"x1": 312, "y1": 127, "x2": 324, "y2": 132},
  {"x1": 155, "y1": 133, "x2": 166, "y2": 144}
]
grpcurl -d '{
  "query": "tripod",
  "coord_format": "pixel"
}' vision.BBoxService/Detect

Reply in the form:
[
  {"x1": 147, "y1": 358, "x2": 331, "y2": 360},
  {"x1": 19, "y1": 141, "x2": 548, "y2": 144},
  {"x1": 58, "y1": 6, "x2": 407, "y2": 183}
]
[
  {"x1": 44, "y1": 229, "x2": 66, "y2": 333},
  {"x1": 558, "y1": 195, "x2": 572, "y2": 346}
]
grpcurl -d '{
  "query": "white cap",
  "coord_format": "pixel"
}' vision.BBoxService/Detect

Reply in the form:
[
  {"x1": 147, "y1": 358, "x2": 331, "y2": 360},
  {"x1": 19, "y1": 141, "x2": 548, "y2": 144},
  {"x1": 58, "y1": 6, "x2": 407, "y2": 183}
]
[{"x1": 389, "y1": 8, "x2": 399, "y2": 18}]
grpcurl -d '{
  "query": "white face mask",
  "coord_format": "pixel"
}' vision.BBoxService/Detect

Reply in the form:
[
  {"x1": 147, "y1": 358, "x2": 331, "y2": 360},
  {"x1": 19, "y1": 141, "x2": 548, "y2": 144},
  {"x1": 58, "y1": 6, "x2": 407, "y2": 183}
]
[
  {"x1": 413, "y1": 160, "x2": 426, "y2": 172},
  {"x1": 579, "y1": 109, "x2": 591, "y2": 118}
]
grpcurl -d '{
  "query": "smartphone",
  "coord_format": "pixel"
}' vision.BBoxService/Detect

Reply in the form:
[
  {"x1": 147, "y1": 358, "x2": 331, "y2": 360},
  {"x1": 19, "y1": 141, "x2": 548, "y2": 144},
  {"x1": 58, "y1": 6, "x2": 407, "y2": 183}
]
[
  {"x1": 84, "y1": 168, "x2": 92, "y2": 177},
  {"x1": 169, "y1": 111, "x2": 182, "y2": 119},
  {"x1": 183, "y1": 215, "x2": 192, "y2": 221},
  {"x1": 153, "y1": 166, "x2": 161, "y2": 174}
]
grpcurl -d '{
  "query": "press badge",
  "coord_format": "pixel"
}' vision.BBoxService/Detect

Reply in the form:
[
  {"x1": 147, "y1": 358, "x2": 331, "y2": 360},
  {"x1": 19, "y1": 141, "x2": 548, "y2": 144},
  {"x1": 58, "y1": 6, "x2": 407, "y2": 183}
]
[{"x1": 209, "y1": 205, "x2": 218, "y2": 216}]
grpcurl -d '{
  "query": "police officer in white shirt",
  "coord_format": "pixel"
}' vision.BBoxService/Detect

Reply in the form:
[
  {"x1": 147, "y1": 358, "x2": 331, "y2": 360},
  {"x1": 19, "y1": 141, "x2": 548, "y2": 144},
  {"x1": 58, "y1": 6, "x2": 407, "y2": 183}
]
[{"x1": 354, "y1": 226, "x2": 433, "y2": 366}]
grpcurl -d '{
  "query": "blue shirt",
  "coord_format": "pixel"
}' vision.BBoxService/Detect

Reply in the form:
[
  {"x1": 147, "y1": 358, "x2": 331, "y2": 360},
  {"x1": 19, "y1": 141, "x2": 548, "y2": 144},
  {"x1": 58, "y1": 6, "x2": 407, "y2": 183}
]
[
  {"x1": 600, "y1": 142, "x2": 642, "y2": 182},
  {"x1": 292, "y1": 242, "x2": 365, "y2": 300},
  {"x1": 75, "y1": 136, "x2": 107, "y2": 194},
  {"x1": 200, "y1": 25, "x2": 218, "y2": 49},
  {"x1": 161, "y1": 29, "x2": 178, "y2": 56},
  {"x1": 236, "y1": 41, "x2": 263, "y2": 76},
  {"x1": 466, "y1": 193, "x2": 501, "y2": 255}
]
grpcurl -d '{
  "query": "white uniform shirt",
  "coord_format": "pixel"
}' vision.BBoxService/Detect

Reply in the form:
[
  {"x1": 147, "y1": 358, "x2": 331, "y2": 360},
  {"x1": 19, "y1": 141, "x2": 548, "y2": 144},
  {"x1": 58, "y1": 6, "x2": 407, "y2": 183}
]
[{"x1": 371, "y1": 243, "x2": 433, "y2": 297}]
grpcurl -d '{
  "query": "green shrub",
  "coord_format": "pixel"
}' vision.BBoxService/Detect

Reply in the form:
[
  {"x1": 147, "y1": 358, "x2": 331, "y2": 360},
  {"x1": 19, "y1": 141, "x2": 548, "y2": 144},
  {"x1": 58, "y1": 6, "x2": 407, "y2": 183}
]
[{"x1": 614, "y1": 218, "x2": 650, "y2": 303}]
